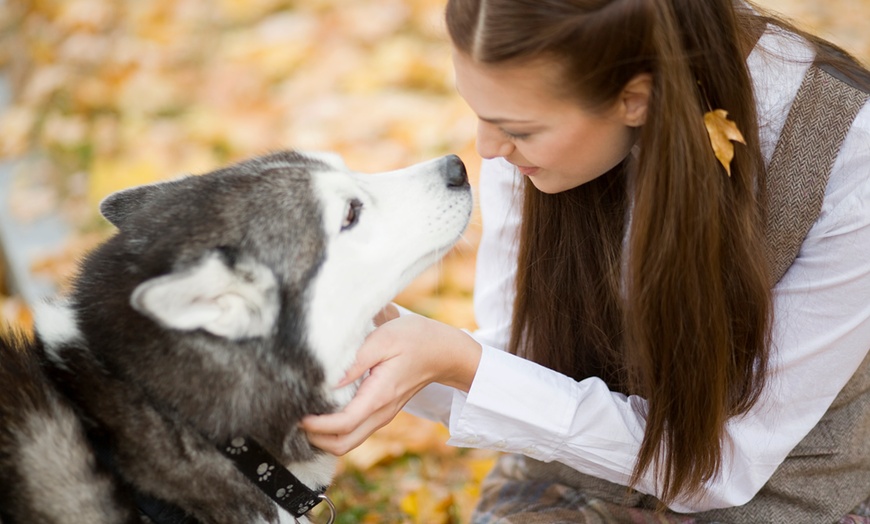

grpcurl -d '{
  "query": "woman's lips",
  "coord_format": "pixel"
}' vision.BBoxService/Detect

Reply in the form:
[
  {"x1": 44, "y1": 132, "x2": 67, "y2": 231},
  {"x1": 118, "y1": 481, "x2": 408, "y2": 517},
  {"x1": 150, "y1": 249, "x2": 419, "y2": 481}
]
[{"x1": 515, "y1": 164, "x2": 539, "y2": 176}]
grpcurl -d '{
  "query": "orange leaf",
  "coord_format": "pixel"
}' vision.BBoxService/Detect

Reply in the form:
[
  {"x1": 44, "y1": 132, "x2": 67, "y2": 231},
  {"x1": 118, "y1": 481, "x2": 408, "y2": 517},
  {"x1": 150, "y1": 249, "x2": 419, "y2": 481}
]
[{"x1": 703, "y1": 109, "x2": 746, "y2": 177}]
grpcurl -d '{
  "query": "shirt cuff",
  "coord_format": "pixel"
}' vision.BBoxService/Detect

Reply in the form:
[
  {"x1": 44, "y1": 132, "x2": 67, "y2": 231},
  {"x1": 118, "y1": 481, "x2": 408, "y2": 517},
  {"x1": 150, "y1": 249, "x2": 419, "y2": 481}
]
[{"x1": 446, "y1": 344, "x2": 581, "y2": 461}]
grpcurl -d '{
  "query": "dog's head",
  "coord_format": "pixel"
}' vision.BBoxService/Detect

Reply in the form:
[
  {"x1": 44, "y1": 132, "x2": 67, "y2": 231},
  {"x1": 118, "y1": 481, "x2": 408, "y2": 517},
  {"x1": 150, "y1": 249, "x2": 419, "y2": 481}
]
[{"x1": 57, "y1": 150, "x2": 472, "y2": 440}]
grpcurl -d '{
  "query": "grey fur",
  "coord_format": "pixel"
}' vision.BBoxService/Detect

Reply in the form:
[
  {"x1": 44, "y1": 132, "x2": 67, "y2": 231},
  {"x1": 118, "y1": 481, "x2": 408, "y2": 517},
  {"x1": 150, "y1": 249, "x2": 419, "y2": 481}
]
[{"x1": 0, "y1": 150, "x2": 472, "y2": 523}]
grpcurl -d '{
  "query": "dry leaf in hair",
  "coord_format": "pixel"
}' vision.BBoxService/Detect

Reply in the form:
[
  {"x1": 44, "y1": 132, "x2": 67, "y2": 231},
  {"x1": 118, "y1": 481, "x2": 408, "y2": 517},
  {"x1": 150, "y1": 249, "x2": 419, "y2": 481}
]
[{"x1": 704, "y1": 109, "x2": 746, "y2": 177}]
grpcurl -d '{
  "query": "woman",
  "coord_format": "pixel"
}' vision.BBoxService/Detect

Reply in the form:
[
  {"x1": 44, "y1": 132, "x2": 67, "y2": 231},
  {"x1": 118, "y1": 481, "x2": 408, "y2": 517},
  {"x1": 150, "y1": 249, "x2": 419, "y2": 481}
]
[{"x1": 303, "y1": 0, "x2": 870, "y2": 521}]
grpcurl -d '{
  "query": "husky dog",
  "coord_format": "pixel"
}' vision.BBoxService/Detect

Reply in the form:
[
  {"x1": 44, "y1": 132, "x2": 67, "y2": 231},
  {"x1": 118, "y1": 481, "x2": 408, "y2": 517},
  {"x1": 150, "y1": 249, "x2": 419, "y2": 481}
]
[{"x1": 0, "y1": 151, "x2": 472, "y2": 523}]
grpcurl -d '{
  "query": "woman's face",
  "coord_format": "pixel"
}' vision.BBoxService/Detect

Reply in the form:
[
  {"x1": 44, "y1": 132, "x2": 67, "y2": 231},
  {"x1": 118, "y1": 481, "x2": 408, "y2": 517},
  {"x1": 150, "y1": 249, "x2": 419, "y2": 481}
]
[{"x1": 453, "y1": 50, "x2": 640, "y2": 194}]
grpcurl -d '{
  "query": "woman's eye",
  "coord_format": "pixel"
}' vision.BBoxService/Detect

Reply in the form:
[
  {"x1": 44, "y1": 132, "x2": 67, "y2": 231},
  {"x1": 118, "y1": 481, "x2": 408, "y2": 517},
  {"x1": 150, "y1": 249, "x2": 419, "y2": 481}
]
[
  {"x1": 341, "y1": 198, "x2": 363, "y2": 231},
  {"x1": 501, "y1": 129, "x2": 531, "y2": 140}
]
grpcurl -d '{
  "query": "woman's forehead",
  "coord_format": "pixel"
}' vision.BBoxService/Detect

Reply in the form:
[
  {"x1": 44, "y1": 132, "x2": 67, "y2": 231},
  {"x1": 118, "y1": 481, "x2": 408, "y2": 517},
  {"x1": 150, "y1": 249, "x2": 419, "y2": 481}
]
[{"x1": 452, "y1": 50, "x2": 576, "y2": 120}]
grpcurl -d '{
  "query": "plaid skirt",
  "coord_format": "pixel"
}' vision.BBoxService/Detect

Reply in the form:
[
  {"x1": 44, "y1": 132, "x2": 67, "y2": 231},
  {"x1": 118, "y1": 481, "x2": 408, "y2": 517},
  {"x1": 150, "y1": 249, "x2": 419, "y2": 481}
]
[{"x1": 471, "y1": 454, "x2": 870, "y2": 524}]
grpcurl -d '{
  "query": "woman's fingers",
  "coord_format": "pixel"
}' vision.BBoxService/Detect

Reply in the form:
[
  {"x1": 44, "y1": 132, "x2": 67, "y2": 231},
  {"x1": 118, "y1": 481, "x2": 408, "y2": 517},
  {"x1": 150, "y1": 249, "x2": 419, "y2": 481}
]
[
  {"x1": 334, "y1": 322, "x2": 399, "y2": 388},
  {"x1": 303, "y1": 315, "x2": 481, "y2": 456},
  {"x1": 303, "y1": 416, "x2": 381, "y2": 456},
  {"x1": 302, "y1": 386, "x2": 397, "y2": 455},
  {"x1": 303, "y1": 354, "x2": 424, "y2": 454},
  {"x1": 304, "y1": 408, "x2": 393, "y2": 456}
]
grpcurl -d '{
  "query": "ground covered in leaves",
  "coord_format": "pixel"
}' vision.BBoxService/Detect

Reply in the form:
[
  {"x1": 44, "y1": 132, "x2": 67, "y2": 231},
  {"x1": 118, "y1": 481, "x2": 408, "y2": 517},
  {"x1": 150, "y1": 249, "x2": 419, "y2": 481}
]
[{"x1": 0, "y1": 1, "x2": 868, "y2": 522}]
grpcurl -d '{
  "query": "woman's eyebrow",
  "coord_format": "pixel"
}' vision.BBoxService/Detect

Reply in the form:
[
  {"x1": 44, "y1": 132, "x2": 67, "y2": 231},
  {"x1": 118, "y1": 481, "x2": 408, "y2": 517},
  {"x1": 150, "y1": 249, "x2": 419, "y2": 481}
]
[{"x1": 479, "y1": 116, "x2": 536, "y2": 125}]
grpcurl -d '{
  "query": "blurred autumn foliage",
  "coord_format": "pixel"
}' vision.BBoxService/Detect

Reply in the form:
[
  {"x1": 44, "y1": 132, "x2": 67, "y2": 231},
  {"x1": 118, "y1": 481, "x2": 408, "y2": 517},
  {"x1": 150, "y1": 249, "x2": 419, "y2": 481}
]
[{"x1": 0, "y1": 0, "x2": 868, "y2": 522}]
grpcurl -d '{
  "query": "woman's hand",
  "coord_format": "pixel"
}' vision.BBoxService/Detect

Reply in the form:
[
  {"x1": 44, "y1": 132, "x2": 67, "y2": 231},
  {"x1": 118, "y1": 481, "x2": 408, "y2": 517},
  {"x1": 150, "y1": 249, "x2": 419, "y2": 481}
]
[{"x1": 301, "y1": 312, "x2": 482, "y2": 456}]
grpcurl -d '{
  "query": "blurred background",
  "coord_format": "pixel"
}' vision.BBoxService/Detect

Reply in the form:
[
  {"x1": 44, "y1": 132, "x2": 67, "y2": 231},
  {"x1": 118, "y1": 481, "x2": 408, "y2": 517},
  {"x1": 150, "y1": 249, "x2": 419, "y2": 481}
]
[{"x1": 0, "y1": 1, "x2": 867, "y2": 522}]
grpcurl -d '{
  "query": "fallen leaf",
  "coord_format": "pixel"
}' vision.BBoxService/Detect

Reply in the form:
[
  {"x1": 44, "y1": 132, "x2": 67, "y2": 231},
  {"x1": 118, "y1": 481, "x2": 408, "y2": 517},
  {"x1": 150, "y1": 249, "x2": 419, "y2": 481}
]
[
  {"x1": 400, "y1": 484, "x2": 453, "y2": 524},
  {"x1": 703, "y1": 109, "x2": 745, "y2": 176}
]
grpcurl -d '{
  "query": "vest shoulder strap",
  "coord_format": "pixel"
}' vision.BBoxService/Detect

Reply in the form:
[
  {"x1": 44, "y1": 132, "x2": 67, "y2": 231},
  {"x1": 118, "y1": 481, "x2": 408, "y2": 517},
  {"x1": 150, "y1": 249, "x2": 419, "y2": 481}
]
[{"x1": 764, "y1": 64, "x2": 869, "y2": 285}]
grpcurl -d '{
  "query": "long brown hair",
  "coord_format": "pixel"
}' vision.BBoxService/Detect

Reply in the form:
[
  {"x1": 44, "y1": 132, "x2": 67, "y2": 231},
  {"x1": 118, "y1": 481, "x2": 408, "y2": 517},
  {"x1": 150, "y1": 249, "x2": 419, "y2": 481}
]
[{"x1": 444, "y1": 0, "x2": 868, "y2": 505}]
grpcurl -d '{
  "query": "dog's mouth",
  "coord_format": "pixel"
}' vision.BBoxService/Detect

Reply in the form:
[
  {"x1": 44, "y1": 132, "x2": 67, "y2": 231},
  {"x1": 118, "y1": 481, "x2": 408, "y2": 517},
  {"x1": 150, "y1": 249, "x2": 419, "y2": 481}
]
[
  {"x1": 407, "y1": 203, "x2": 472, "y2": 280},
  {"x1": 400, "y1": 231, "x2": 467, "y2": 287}
]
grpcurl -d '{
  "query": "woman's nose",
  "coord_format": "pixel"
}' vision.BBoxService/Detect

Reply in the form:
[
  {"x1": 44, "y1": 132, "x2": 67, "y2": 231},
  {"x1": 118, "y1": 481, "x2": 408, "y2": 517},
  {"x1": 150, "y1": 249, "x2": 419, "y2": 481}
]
[{"x1": 476, "y1": 120, "x2": 515, "y2": 159}]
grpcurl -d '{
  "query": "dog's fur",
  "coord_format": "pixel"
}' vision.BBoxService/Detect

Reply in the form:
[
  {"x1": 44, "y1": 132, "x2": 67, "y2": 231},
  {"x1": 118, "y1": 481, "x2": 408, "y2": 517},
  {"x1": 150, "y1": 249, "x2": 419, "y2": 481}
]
[{"x1": 0, "y1": 151, "x2": 472, "y2": 523}]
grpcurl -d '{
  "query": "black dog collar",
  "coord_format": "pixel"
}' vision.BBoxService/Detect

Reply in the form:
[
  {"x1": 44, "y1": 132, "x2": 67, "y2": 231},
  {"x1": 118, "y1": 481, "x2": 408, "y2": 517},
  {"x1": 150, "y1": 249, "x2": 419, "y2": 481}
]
[
  {"x1": 219, "y1": 436, "x2": 332, "y2": 520},
  {"x1": 87, "y1": 427, "x2": 332, "y2": 523}
]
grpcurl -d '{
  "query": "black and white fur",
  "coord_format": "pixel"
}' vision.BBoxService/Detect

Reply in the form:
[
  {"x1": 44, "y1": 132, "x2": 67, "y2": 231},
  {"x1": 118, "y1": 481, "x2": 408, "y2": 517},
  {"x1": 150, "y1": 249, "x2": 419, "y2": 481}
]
[{"x1": 0, "y1": 151, "x2": 472, "y2": 523}]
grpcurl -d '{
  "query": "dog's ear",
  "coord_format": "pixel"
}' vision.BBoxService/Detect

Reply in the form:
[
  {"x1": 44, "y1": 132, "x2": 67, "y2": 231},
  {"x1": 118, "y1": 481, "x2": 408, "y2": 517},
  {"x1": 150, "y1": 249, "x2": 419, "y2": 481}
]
[
  {"x1": 301, "y1": 151, "x2": 348, "y2": 171},
  {"x1": 130, "y1": 252, "x2": 280, "y2": 340},
  {"x1": 100, "y1": 184, "x2": 161, "y2": 229}
]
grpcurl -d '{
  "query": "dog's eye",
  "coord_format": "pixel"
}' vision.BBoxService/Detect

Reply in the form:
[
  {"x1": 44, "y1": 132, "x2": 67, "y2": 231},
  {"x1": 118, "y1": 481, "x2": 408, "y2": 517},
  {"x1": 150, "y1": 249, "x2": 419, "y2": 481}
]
[{"x1": 341, "y1": 199, "x2": 362, "y2": 231}]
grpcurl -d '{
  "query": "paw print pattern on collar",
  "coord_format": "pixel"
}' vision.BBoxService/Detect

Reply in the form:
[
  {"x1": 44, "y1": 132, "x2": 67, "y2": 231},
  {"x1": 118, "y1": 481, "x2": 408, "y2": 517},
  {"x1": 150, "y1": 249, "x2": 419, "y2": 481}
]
[{"x1": 218, "y1": 436, "x2": 329, "y2": 520}]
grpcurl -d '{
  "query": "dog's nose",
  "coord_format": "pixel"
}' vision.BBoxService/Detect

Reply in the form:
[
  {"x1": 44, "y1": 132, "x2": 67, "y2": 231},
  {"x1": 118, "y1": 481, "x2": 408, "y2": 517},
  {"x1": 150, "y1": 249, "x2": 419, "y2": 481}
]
[{"x1": 443, "y1": 155, "x2": 469, "y2": 189}]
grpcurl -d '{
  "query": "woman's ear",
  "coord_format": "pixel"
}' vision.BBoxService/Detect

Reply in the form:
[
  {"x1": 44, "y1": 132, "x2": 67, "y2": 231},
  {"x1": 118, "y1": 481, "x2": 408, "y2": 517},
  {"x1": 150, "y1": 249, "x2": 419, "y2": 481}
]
[{"x1": 619, "y1": 73, "x2": 653, "y2": 127}]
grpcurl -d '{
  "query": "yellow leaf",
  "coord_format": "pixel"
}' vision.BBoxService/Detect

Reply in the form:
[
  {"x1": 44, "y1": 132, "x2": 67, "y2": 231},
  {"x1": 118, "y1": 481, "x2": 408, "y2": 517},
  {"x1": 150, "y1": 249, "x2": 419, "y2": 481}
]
[
  {"x1": 399, "y1": 490, "x2": 419, "y2": 518},
  {"x1": 703, "y1": 109, "x2": 745, "y2": 177},
  {"x1": 469, "y1": 456, "x2": 498, "y2": 484},
  {"x1": 399, "y1": 485, "x2": 452, "y2": 524}
]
